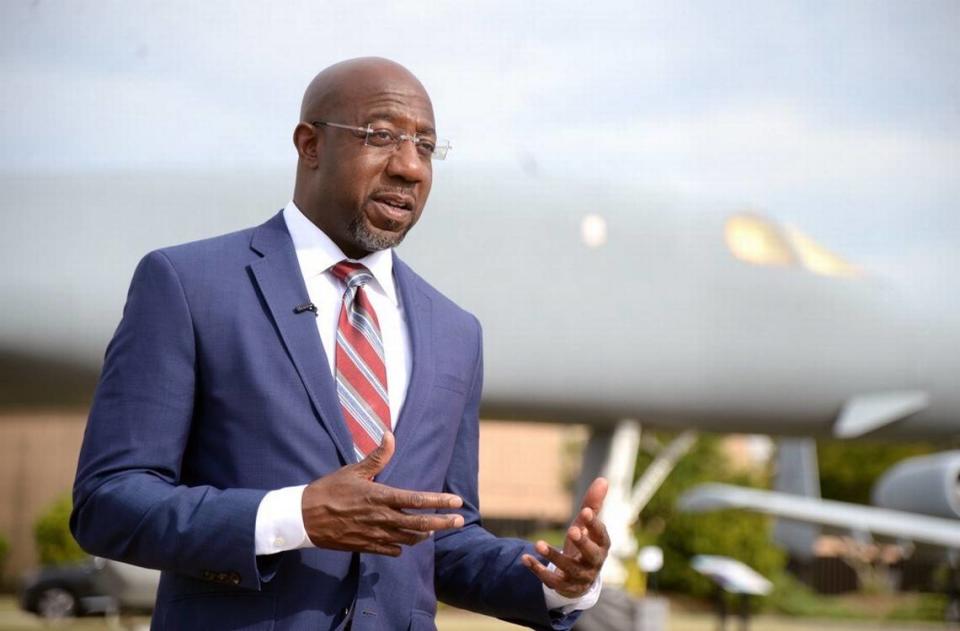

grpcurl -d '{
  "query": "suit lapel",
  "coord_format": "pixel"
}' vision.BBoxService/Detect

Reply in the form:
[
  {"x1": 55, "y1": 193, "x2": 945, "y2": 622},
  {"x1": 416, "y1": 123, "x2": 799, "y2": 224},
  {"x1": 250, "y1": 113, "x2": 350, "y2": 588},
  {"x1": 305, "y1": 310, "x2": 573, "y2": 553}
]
[
  {"x1": 379, "y1": 255, "x2": 434, "y2": 481},
  {"x1": 247, "y1": 212, "x2": 356, "y2": 465}
]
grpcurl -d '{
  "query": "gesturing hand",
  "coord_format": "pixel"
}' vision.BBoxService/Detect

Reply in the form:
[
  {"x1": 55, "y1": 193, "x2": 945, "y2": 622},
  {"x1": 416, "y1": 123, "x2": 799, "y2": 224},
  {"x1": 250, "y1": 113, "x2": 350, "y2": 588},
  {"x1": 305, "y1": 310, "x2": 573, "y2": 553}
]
[
  {"x1": 522, "y1": 477, "x2": 610, "y2": 598},
  {"x1": 301, "y1": 432, "x2": 464, "y2": 556}
]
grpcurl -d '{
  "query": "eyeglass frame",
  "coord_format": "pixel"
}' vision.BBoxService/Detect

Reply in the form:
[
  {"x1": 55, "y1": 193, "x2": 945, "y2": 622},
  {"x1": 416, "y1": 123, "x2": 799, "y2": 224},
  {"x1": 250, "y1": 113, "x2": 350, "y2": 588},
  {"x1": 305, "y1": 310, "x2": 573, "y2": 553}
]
[{"x1": 311, "y1": 120, "x2": 451, "y2": 160}]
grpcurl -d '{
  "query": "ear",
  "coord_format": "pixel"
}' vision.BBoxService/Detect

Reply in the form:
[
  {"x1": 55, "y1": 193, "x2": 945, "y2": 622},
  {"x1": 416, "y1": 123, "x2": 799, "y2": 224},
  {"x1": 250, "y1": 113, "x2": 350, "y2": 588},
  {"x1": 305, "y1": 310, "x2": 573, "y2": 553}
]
[{"x1": 293, "y1": 122, "x2": 321, "y2": 168}]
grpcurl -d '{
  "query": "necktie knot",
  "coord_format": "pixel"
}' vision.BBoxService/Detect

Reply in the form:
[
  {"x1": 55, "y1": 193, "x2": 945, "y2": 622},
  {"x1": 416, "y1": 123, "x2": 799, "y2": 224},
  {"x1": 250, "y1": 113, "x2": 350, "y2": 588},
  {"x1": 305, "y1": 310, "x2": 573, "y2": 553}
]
[{"x1": 331, "y1": 261, "x2": 374, "y2": 290}]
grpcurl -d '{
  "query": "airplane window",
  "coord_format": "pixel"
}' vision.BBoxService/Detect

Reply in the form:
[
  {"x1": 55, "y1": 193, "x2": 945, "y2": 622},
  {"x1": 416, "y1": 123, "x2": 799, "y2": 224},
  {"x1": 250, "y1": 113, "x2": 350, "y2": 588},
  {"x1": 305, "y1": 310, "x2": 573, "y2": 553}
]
[
  {"x1": 724, "y1": 213, "x2": 862, "y2": 278},
  {"x1": 724, "y1": 213, "x2": 797, "y2": 267},
  {"x1": 783, "y1": 225, "x2": 861, "y2": 278}
]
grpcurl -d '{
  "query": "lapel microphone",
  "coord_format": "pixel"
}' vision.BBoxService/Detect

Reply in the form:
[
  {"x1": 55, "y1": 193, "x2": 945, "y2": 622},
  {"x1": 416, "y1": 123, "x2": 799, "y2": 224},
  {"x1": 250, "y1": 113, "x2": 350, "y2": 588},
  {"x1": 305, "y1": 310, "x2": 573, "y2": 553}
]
[{"x1": 293, "y1": 302, "x2": 318, "y2": 316}]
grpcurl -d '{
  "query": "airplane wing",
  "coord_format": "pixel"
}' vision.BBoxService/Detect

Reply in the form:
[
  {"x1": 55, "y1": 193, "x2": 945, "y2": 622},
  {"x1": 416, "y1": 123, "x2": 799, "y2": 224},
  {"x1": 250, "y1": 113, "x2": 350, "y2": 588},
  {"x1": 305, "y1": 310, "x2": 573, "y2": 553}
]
[
  {"x1": 833, "y1": 390, "x2": 930, "y2": 438},
  {"x1": 678, "y1": 483, "x2": 960, "y2": 549}
]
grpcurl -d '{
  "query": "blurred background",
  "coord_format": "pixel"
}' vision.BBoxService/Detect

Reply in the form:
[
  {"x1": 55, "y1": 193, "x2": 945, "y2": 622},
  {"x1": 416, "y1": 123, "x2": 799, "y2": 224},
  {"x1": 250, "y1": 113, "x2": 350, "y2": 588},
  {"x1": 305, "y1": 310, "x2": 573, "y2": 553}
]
[{"x1": 1, "y1": 0, "x2": 958, "y2": 628}]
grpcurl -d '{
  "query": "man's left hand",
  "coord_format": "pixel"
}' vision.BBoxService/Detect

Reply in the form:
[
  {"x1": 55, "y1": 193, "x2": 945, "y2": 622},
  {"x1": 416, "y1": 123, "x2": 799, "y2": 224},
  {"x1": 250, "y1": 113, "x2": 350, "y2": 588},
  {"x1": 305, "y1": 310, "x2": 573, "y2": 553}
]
[{"x1": 521, "y1": 477, "x2": 610, "y2": 598}]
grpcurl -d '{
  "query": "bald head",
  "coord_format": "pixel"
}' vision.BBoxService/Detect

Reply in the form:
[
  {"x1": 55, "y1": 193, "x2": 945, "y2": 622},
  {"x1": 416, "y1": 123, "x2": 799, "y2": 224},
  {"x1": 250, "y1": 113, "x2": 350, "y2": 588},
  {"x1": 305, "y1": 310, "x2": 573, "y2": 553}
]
[
  {"x1": 299, "y1": 57, "x2": 432, "y2": 123},
  {"x1": 291, "y1": 58, "x2": 436, "y2": 259}
]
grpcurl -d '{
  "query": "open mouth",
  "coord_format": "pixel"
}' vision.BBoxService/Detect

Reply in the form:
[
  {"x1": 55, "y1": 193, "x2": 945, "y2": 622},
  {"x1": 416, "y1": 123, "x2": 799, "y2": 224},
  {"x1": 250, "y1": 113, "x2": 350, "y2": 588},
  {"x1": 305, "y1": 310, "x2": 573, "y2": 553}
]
[
  {"x1": 367, "y1": 193, "x2": 415, "y2": 229},
  {"x1": 372, "y1": 192, "x2": 414, "y2": 211}
]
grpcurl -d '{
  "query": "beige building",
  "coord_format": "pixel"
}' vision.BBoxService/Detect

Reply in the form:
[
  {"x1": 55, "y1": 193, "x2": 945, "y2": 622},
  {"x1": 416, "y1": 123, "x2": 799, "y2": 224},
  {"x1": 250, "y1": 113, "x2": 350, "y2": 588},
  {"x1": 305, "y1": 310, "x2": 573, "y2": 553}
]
[{"x1": 0, "y1": 410, "x2": 88, "y2": 582}]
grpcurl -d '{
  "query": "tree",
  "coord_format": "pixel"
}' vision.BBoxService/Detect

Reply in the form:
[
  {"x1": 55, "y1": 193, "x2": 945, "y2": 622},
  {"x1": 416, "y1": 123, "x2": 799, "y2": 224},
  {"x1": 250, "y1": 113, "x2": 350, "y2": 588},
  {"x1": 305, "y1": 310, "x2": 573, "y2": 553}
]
[
  {"x1": 817, "y1": 439, "x2": 935, "y2": 505},
  {"x1": 635, "y1": 433, "x2": 785, "y2": 598}
]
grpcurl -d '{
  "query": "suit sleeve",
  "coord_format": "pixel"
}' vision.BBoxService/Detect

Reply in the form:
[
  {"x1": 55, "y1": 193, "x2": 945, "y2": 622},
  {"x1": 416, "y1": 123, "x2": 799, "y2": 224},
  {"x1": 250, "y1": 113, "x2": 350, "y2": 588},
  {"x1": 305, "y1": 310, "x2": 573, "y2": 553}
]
[
  {"x1": 71, "y1": 250, "x2": 269, "y2": 591},
  {"x1": 433, "y1": 317, "x2": 581, "y2": 631}
]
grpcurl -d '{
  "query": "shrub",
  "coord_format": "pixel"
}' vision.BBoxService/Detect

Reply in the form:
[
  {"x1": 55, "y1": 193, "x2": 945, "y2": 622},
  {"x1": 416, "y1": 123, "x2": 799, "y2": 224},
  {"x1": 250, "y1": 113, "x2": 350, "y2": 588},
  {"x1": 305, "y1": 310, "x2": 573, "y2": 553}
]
[
  {"x1": 0, "y1": 533, "x2": 9, "y2": 572},
  {"x1": 34, "y1": 494, "x2": 86, "y2": 565},
  {"x1": 763, "y1": 570, "x2": 857, "y2": 617}
]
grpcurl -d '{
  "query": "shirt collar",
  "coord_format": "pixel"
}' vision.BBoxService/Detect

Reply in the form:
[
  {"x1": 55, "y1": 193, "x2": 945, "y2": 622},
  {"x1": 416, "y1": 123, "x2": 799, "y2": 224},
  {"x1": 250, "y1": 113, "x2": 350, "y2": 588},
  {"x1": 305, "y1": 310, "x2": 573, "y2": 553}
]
[{"x1": 282, "y1": 201, "x2": 398, "y2": 306}]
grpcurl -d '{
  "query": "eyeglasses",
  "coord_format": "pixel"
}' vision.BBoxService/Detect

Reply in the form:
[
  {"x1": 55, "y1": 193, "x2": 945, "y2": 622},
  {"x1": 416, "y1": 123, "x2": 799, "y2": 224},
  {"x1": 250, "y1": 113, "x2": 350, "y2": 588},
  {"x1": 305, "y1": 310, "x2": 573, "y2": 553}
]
[{"x1": 312, "y1": 121, "x2": 451, "y2": 160}]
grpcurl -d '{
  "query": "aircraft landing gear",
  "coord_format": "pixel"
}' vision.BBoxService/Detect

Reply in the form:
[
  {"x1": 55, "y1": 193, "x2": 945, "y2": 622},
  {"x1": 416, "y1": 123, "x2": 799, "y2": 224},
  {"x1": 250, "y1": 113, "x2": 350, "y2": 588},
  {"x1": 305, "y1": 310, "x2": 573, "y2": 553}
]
[{"x1": 573, "y1": 420, "x2": 696, "y2": 631}]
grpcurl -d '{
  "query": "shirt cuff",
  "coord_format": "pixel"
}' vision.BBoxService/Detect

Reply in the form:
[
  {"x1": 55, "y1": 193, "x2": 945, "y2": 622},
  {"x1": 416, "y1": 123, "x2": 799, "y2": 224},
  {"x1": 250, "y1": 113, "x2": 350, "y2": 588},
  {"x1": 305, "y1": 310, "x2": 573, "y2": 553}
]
[
  {"x1": 254, "y1": 484, "x2": 313, "y2": 556},
  {"x1": 542, "y1": 563, "x2": 603, "y2": 614}
]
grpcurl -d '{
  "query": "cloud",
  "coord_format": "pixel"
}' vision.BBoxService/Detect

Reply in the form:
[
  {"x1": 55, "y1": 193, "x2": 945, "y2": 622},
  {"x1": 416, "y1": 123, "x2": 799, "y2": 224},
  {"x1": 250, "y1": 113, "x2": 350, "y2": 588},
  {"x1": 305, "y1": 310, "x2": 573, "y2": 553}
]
[
  {"x1": 1, "y1": 0, "x2": 958, "y2": 205},
  {"x1": 538, "y1": 102, "x2": 959, "y2": 197}
]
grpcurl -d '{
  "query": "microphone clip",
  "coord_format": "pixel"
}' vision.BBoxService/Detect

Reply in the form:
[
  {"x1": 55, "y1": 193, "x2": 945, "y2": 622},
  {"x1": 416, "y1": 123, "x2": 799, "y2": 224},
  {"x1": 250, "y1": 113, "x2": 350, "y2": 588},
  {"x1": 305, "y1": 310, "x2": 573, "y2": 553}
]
[{"x1": 293, "y1": 302, "x2": 318, "y2": 316}]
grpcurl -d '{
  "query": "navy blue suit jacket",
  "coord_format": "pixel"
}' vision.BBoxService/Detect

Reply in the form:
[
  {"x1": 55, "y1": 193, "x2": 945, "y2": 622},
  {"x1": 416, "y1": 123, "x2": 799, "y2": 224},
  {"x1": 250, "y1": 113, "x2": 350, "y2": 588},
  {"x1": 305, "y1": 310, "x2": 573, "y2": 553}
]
[{"x1": 71, "y1": 212, "x2": 579, "y2": 630}]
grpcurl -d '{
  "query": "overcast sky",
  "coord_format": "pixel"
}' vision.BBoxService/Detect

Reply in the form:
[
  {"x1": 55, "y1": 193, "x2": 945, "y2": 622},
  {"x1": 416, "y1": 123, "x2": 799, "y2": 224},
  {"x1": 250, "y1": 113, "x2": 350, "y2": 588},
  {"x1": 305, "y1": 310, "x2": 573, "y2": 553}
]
[{"x1": 2, "y1": 0, "x2": 958, "y2": 268}]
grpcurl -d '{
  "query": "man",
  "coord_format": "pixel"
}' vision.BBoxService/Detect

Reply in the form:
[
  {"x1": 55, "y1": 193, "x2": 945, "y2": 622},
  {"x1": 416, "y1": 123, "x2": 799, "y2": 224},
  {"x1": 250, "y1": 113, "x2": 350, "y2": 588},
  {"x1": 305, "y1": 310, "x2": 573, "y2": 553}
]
[{"x1": 72, "y1": 57, "x2": 609, "y2": 630}]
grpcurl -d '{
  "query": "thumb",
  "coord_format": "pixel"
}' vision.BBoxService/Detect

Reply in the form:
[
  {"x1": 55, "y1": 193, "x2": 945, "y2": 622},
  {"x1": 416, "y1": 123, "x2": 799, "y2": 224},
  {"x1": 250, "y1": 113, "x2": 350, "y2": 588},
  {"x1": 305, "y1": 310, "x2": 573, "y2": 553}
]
[{"x1": 355, "y1": 431, "x2": 395, "y2": 479}]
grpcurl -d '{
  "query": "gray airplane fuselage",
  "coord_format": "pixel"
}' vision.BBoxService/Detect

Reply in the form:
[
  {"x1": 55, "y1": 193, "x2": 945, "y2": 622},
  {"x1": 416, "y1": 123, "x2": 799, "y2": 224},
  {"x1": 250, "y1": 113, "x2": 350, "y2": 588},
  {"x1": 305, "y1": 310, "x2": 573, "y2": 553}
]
[{"x1": 2, "y1": 169, "x2": 957, "y2": 440}]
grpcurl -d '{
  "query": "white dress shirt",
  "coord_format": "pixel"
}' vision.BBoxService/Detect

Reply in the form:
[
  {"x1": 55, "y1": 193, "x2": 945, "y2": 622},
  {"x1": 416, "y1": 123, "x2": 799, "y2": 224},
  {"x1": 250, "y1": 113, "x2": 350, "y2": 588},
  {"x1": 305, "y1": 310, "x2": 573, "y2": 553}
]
[{"x1": 253, "y1": 201, "x2": 600, "y2": 613}]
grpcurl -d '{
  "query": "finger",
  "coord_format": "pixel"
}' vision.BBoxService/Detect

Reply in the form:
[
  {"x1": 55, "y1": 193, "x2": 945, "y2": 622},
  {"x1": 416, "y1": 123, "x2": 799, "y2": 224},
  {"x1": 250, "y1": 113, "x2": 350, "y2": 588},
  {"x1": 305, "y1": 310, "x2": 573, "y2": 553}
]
[
  {"x1": 579, "y1": 477, "x2": 609, "y2": 515},
  {"x1": 582, "y1": 508, "x2": 611, "y2": 550},
  {"x1": 366, "y1": 542, "x2": 403, "y2": 557},
  {"x1": 384, "y1": 528, "x2": 432, "y2": 547},
  {"x1": 386, "y1": 511, "x2": 464, "y2": 532},
  {"x1": 562, "y1": 522, "x2": 585, "y2": 557},
  {"x1": 354, "y1": 432, "x2": 396, "y2": 478},
  {"x1": 570, "y1": 525, "x2": 605, "y2": 567},
  {"x1": 521, "y1": 554, "x2": 565, "y2": 591},
  {"x1": 535, "y1": 541, "x2": 591, "y2": 585},
  {"x1": 379, "y1": 487, "x2": 463, "y2": 511}
]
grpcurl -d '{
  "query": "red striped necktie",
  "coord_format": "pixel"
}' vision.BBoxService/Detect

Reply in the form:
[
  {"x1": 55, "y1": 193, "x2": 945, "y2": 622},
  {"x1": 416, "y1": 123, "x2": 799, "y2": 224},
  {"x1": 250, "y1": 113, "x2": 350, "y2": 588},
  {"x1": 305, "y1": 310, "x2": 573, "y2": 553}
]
[{"x1": 330, "y1": 261, "x2": 390, "y2": 462}]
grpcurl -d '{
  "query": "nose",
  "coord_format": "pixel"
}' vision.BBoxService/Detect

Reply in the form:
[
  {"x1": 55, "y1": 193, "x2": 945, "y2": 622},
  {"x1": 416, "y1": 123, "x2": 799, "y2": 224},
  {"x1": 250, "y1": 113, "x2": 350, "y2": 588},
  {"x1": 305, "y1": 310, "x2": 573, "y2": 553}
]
[{"x1": 385, "y1": 138, "x2": 430, "y2": 183}]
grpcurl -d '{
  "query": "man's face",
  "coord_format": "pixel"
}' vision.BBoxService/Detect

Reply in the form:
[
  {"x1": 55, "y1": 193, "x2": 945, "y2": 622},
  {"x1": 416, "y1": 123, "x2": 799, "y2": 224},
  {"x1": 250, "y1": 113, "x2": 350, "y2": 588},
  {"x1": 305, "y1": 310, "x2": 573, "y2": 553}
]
[{"x1": 312, "y1": 75, "x2": 435, "y2": 259}]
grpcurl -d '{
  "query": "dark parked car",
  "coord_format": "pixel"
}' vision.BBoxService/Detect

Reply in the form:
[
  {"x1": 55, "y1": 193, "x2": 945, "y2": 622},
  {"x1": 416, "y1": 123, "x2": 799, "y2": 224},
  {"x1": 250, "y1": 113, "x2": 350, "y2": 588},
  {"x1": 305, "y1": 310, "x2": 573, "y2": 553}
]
[{"x1": 20, "y1": 557, "x2": 159, "y2": 619}]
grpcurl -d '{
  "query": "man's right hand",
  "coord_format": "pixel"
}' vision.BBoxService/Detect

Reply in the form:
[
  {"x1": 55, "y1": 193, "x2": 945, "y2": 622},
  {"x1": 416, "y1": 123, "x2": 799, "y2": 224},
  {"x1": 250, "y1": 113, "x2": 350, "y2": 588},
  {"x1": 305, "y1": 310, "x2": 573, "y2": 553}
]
[{"x1": 301, "y1": 432, "x2": 464, "y2": 556}]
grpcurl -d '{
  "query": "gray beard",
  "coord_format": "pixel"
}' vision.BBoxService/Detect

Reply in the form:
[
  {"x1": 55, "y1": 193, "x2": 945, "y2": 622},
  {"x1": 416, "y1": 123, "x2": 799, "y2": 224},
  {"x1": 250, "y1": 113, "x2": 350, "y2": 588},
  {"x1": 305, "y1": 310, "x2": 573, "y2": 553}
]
[{"x1": 348, "y1": 216, "x2": 408, "y2": 252}]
